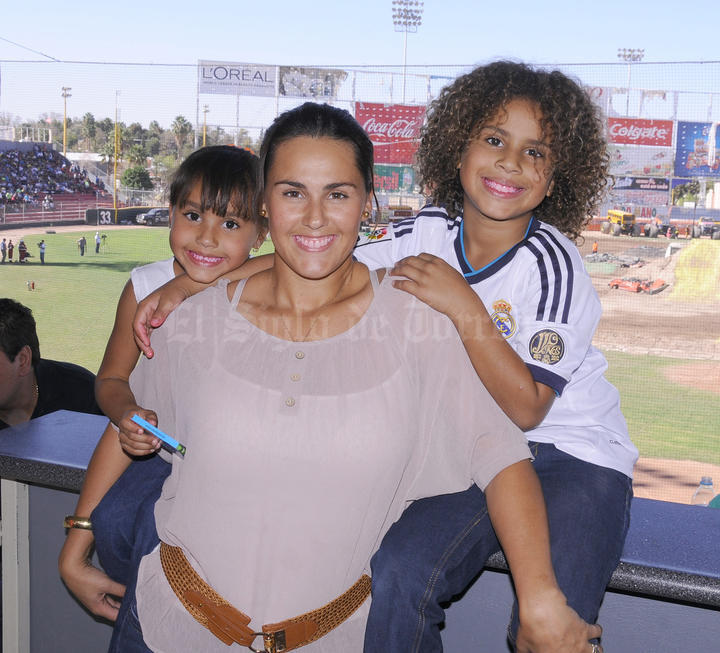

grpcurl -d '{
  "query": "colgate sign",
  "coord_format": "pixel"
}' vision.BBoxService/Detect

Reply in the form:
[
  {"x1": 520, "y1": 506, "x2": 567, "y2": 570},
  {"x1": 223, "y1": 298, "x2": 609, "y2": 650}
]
[
  {"x1": 608, "y1": 118, "x2": 673, "y2": 147},
  {"x1": 355, "y1": 102, "x2": 426, "y2": 164}
]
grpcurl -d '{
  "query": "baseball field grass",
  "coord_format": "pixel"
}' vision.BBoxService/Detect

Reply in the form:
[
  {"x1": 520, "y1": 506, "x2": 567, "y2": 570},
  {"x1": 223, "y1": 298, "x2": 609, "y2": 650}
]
[
  {"x1": 1, "y1": 226, "x2": 717, "y2": 465},
  {"x1": 604, "y1": 352, "x2": 720, "y2": 465},
  {"x1": 0, "y1": 227, "x2": 274, "y2": 371}
]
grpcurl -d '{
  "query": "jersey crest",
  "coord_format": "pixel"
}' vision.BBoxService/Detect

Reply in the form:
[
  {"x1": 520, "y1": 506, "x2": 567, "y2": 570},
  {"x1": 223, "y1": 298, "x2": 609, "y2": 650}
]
[
  {"x1": 528, "y1": 329, "x2": 565, "y2": 365},
  {"x1": 490, "y1": 299, "x2": 516, "y2": 339}
]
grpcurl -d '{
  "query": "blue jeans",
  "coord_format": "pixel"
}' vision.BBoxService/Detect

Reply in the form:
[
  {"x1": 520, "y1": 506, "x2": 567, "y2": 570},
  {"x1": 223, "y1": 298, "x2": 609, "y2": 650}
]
[
  {"x1": 109, "y1": 589, "x2": 152, "y2": 653},
  {"x1": 364, "y1": 442, "x2": 633, "y2": 653},
  {"x1": 91, "y1": 455, "x2": 170, "y2": 652},
  {"x1": 92, "y1": 455, "x2": 170, "y2": 585}
]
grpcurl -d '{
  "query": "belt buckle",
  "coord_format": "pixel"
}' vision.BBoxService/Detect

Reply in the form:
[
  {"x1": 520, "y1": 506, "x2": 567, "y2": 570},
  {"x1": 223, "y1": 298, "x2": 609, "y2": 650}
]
[{"x1": 248, "y1": 629, "x2": 286, "y2": 652}]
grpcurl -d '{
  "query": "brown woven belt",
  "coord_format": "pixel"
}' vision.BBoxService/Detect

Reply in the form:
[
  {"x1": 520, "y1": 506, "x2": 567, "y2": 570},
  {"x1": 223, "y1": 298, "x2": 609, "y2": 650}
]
[{"x1": 159, "y1": 542, "x2": 371, "y2": 652}]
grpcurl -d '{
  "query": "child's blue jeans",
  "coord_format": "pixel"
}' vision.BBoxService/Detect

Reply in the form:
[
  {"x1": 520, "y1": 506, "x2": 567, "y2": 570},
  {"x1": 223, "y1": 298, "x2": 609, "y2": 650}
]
[
  {"x1": 363, "y1": 442, "x2": 633, "y2": 653},
  {"x1": 91, "y1": 454, "x2": 171, "y2": 651},
  {"x1": 91, "y1": 454, "x2": 170, "y2": 585}
]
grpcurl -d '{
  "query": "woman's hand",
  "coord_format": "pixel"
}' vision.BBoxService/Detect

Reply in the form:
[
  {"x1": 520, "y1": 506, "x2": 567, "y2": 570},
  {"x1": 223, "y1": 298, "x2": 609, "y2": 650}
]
[
  {"x1": 117, "y1": 407, "x2": 161, "y2": 456},
  {"x1": 390, "y1": 254, "x2": 482, "y2": 321},
  {"x1": 59, "y1": 531, "x2": 126, "y2": 622},
  {"x1": 515, "y1": 586, "x2": 603, "y2": 653}
]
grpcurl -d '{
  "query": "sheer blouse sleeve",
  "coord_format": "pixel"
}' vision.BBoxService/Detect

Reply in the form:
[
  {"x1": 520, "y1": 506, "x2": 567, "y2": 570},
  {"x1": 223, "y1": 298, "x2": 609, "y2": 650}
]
[{"x1": 404, "y1": 296, "x2": 531, "y2": 498}]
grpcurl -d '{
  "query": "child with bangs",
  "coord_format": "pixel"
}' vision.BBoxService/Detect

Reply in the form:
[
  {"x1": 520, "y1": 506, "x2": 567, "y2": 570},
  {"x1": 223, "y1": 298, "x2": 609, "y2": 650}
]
[{"x1": 59, "y1": 145, "x2": 267, "y2": 624}]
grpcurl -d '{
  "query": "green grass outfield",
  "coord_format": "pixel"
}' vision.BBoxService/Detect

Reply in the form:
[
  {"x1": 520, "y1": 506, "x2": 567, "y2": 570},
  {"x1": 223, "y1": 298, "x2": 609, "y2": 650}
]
[
  {"x1": 0, "y1": 227, "x2": 273, "y2": 373},
  {"x1": 1, "y1": 226, "x2": 717, "y2": 464},
  {"x1": 605, "y1": 352, "x2": 720, "y2": 465}
]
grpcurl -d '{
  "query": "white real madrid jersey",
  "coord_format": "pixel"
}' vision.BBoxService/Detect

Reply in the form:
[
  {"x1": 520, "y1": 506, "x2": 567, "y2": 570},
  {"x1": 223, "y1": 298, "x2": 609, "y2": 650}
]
[{"x1": 354, "y1": 205, "x2": 638, "y2": 477}]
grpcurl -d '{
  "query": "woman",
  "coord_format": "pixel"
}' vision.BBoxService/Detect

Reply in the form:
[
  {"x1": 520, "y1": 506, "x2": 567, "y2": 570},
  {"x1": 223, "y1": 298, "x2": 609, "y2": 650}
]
[{"x1": 81, "y1": 103, "x2": 598, "y2": 652}]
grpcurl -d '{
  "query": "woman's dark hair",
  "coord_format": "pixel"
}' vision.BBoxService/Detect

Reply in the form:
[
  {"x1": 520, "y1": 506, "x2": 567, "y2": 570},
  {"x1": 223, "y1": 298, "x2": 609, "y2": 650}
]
[
  {"x1": 0, "y1": 298, "x2": 40, "y2": 366},
  {"x1": 259, "y1": 102, "x2": 375, "y2": 198},
  {"x1": 417, "y1": 61, "x2": 610, "y2": 240},
  {"x1": 169, "y1": 145, "x2": 264, "y2": 228}
]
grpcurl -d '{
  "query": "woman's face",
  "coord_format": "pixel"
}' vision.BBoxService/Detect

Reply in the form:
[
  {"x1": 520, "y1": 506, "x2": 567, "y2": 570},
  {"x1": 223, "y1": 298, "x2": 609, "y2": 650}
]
[{"x1": 264, "y1": 136, "x2": 372, "y2": 280}]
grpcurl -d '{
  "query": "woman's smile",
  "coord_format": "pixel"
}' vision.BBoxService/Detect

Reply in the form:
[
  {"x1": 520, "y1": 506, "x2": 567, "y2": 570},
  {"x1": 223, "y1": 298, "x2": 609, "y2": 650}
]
[{"x1": 293, "y1": 234, "x2": 338, "y2": 252}]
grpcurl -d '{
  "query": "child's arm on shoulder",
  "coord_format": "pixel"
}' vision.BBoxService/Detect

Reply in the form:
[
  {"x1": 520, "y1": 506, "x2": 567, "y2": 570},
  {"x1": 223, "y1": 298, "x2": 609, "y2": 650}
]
[
  {"x1": 485, "y1": 460, "x2": 602, "y2": 653},
  {"x1": 391, "y1": 254, "x2": 554, "y2": 429},
  {"x1": 58, "y1": 422, "x2": 133, "y2": 620},
  {"x1": 134, "y1": 253, "x2": 274, "y2": 358},
  {"x1": 95, "y1": 281, "x2": 161, "y2": 455}
]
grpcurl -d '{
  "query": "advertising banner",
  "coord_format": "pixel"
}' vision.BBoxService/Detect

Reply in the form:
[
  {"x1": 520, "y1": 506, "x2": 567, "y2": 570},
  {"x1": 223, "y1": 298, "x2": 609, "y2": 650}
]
[
  {"x1": 607, "y1": 145, "x2": 674, "y2": 177},
  {"x1": 198, "y1": 61, "x2": 276, "y2": 97},
  {"x1": 613, "y1": 177, "x2": 670, "y2": 192},
  {"x1": 674, "y1": 121, "x2": 720, "y2": 178},
  {"x1": 373, "y1": 164, "x2": 415, "y2": 193},
  {"x1": 609, "y1": 176, "x2": 670, "y2": 219},
  {"x1": 355, "y1": 103, "x2": 425, "y2": 165},
  {"x1": 607, "y1": 118, "x2": 673, "y2": 147},
  {"x1": 278, "y1": 67, "x2": 347, "y2": 99}
]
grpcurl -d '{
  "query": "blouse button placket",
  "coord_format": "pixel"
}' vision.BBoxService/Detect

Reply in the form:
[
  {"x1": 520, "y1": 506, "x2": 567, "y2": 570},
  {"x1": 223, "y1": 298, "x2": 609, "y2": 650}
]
[{"x1": 285, "y1": 350, "x2": 305, "y2": 409}]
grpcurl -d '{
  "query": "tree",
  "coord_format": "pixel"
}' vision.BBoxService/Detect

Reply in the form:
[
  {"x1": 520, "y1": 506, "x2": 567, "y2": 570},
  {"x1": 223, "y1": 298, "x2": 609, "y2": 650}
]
[
  {"x1": 100, "y1": 142, "x2": 116, "y2": 165},
  {"x1": 128, "y1": 144, "x2": 147, "y2": 167},
  {"x1": 148, "y1": 120, "x2": 163, "y2": 136},
  {"x1": 81, "y1": 113, "x2": 96, "y2": 150},
  {"x1": 121, "y1": 166, "x2": 154, "y2": 190},
  {"x1": 146, "y1": 135, "x2": 161, "y2": 156},
  {"x1": 171, "y1": 115, "x2": 193, "y2": 158},
  {"x1": 672, "y1": 181, "x2": 700, "y2": 205}
]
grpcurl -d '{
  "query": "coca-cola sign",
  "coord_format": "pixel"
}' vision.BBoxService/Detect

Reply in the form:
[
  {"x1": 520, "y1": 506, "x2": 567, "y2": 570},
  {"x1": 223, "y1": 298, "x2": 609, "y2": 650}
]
[
  {"x1": 355, "y1": 102, "x2": 426, "y2": 164},
  {"x1": 607, "y1": 118, "x2": 674, "y2": 147}
]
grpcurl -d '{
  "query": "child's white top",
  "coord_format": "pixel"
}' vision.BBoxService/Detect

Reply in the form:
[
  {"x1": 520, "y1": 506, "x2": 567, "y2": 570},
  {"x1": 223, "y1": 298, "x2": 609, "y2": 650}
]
[
  {"x1": 355, "y1": 206, "x2": 638, "y2": 478},
  {"x1": 130, "y1": 258, "x2": 175, "y2": 302}
]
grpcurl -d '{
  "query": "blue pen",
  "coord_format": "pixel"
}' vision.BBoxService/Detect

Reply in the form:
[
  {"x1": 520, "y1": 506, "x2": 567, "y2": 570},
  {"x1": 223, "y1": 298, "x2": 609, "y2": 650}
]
[{"x1": 131, "y1": 415, "x2": 187, "y2": 456}]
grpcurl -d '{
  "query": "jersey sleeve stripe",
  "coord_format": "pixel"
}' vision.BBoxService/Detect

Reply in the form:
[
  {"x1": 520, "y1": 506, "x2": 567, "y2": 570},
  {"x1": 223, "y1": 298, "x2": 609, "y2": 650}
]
[
  {"x1": 526, "y1": 230, "x2": 575, "y2": 324},
  {"x1": 538, "y1": 228, "x2": 575, "y2": 323},
  {"x1": 534, "y1": 233, "x2": 564, "y2": 322},
  {"x1": 526, "y1": 363, "x2": 568, "y2": 396},
  {"x1": 525, "y1": 241, "x2": 551, "y2": 320}
]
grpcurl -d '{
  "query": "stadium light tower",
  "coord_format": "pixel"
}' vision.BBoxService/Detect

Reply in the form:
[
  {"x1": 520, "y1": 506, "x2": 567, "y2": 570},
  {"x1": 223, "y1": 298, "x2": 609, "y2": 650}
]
[
  {"x1": 203, "y1": 105, "x2": 209, "y2": 147},
  {"x1": 61, "y1": 86, "x2": 72, "y2": 156},
  {"x1": 113, "y1": 90, "x2": 120, "y2": 223},
  {"x1": 617, "y1": 48, "x2": 645, "y2": 116},
  {"x1": 391, "y1": 0, "x2": 424, "y2": 103}
]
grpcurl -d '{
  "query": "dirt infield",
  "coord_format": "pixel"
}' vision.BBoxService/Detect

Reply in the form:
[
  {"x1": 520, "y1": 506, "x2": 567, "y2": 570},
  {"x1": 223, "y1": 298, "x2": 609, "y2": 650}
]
[
  {"x1": 579, "y1": 232, "x2": 720, "y2": 362},
  {"x1": 663, "y1": 361, "x2": 720, "y2": 395},
  {"x1": 633, "y1": 457, "x2": 720, "y2": 503}
]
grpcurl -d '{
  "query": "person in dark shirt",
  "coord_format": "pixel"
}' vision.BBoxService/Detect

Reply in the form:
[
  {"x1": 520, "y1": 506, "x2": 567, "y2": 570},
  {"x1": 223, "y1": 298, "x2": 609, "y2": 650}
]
[{"x1": 0, "y1": 298, "x2": 102, "y2": 430}]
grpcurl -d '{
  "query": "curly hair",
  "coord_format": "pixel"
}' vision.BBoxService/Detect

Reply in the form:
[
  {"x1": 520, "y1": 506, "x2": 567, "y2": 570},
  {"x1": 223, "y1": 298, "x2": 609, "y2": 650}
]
[{"x1": 416, "y1": 61, "x2": 609, "y2": 240}]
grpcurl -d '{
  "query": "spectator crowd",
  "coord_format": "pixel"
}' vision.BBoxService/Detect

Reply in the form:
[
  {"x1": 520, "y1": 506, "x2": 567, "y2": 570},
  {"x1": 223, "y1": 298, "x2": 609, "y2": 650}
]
[{"x1": 0, "y1": 144, "x2": 106, "y2": 211}]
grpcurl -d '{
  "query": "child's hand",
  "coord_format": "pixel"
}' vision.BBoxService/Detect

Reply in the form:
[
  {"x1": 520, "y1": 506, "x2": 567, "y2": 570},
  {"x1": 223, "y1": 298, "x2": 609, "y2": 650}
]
[
  {"x1": 390, "y1": 254, "x2": 482, "y2": 320},
  {"x1": 60, "y1": 555, "x2": 126, "y2": 621},
  {"x1": 59, "y1": 531, "x2": 126, "y2": 622},
  {"x1": 133, "y1": 282, "x2": 191, "y2": 358},
  {"x1": 118, "y1": 408, "x2": 161, "y2": 456},
  {"x1": 515, "y1": 587, "x2": 603, "y2": 653}
]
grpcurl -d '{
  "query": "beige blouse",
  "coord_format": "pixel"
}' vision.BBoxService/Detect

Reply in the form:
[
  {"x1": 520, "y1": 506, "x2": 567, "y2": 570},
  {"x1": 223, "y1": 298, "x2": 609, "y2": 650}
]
[{"x1": 132, "y1": 271, "x2": 530, "y2": 652}]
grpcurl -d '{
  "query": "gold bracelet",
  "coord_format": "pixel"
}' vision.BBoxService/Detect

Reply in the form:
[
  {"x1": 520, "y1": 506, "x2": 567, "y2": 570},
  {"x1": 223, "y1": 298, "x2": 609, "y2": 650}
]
[{"x1": 63, "y1": 515, "x2": 93, "y2": 531}]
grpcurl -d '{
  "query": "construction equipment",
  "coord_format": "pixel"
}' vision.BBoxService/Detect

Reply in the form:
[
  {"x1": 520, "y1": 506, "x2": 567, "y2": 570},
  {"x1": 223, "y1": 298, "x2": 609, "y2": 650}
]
[
  {"x1": 608, "y1": 277, "x2": 668, "y2": 294},
  {"x1": 601, "y1": 210, "x2": 639, "y2": 236}
]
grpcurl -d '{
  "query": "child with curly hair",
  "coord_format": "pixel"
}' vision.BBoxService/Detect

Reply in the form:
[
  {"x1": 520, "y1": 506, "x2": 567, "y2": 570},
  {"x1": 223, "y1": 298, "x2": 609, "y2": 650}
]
[{"x1": 355, "y1": 60, "x2": 638, "y2": 652}]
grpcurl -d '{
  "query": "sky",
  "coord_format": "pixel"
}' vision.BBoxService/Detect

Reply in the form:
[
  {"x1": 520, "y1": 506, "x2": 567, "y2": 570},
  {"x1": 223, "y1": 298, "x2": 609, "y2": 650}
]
[{"x1": 1, "y1": 0, "x2": 718, "y2": 130}]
